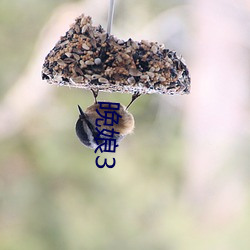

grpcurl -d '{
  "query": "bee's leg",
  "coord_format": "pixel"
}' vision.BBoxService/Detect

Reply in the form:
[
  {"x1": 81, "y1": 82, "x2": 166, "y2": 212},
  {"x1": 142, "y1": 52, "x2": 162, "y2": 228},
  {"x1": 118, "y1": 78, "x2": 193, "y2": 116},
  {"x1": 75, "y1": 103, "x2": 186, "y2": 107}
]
[
  {"x1": 91, "y1": 89, "x2": 99, "y2": 104},
  {"x1": 126, "y1": 91, "x2": 141, "y2": 110}
]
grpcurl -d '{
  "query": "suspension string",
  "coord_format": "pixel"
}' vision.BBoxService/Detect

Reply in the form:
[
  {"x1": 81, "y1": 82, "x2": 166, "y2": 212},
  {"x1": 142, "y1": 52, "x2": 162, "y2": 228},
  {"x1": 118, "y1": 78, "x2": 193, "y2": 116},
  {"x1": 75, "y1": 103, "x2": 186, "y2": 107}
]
[{"x1": 107, "y1": 0, "x2": 115, "y2": 34}]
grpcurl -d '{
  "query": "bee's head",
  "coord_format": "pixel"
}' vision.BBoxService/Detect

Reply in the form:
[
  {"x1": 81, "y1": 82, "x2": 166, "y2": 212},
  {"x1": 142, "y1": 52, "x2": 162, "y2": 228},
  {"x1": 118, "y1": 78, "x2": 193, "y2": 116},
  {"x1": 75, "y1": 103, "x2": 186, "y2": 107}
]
[{"x1": 75, "y1": 102, "x2": 134, "y2": 149}]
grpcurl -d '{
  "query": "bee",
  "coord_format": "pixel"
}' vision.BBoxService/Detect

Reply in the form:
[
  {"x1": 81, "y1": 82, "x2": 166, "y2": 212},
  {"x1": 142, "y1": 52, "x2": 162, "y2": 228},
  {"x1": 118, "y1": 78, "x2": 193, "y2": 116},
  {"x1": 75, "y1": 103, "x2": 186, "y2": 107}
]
[{"x1": 75, "y1": 90, "x2": 139, "y2": 149}]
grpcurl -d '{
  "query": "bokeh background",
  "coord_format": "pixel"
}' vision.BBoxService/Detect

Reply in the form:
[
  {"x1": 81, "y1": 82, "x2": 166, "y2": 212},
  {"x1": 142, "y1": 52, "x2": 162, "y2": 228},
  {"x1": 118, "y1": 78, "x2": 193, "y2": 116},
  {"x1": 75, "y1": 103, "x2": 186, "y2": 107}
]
[{"x1": 1, "y1": 0, "x2": 250, "y2": 249}]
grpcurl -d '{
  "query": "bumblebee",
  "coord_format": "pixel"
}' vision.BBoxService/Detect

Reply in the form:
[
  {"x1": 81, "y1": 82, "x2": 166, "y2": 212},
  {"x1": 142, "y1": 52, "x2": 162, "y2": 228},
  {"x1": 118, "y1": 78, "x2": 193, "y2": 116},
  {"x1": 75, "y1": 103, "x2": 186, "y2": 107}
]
[{"x1": 75, "y1": 90, "x2": 139, "y2": 149}]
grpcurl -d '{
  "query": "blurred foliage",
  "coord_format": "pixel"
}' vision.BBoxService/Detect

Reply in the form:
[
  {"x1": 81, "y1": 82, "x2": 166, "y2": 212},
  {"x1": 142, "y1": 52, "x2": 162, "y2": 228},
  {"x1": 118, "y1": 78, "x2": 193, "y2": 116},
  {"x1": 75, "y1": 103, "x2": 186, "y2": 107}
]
[{"x1": 0, "y1": 0, "x2": 72, "y2": 97}]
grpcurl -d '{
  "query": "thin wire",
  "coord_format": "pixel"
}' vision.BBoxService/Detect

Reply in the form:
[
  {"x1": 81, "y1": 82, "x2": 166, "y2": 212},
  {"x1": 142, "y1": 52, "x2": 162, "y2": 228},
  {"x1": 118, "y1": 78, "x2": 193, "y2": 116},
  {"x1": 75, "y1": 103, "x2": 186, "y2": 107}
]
[{"x1": 107, "y1": 0, "x2": 115, "y2": 34}]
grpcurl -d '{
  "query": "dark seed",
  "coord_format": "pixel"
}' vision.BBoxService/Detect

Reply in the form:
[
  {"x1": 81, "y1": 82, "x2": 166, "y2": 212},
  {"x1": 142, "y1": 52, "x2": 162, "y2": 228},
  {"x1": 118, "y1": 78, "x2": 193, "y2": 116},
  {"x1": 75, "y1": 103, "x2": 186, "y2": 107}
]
[{"x1": 42, "y1": 73, "x2": 50, "y2": 80}]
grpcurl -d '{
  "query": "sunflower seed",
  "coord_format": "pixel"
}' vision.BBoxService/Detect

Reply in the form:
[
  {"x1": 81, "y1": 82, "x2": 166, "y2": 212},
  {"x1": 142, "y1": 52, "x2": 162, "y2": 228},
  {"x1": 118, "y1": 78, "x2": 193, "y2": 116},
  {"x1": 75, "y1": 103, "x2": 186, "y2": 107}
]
[
  {"x1": 74, "y1": 66, "x2": 83, "y2": 75},
  {"x1": 141, "y1": 40, "x2": 150, "y2": 47},
  {"x1": 85, "y1": 60, "x2": 94, "y2": 65},
  {"x1": 84, "y1": 74, "x2": 92, "y2": 80},
  {"x1": 92, "y1": 74, "x2": 101, "y2": 79},
  {"x1": 82, "y1": 43, "x2": 90, "y2": 50},
  {"x1": 132, "y1": 41, "x2": 139, "y2": 50},
  {"x1": 59, "y1": 40, "x2": 69, "y2": 47},
  {"x1": 65, "y1": 52, "x2": 72, "y2": 58},
  {"x1": 118, "y1": 39, "x2": 125, "y2": 45},
  {"x1": 128, "y1": 77, "x2": 135, "y2": 84},
  {"x1": 140, "y1": 75, "x2": 149, "y2": 82},
  {"x1": 151, "y1": 45, "x2": 158, "y2": 54},
  {"x1": 57, "y1": 59, "x2": 67, "y2": 66},
  {"x1": 72, "y1": 53, "x2": 80, "y2": 60},
  {"x1": 75, "y1": 24, "x2": 80, "y2": 34},
  {"x1": 72, "y1": 76, "x2": 84, "y2": 83},
  {"x1": 147, "y1": 72, "x2": 154, "y2": 78},
  {"x1": 63, "y1": 58, "x2": 75, "y2": 64},
  {"x1": 129, "y1": 68, "x2": 142, "y2": 77},
  {"x1": 98, "y1": 77, "x2": 109, "y2": 84},
  {"x1": 81, "y1": 25, "x2": 88, "y2": 34}
]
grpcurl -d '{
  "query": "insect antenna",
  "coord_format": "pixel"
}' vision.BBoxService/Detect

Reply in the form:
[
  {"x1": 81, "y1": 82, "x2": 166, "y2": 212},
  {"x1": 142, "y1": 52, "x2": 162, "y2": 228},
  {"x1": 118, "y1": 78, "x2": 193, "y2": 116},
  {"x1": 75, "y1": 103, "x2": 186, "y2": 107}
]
[
  {"x1": 126, "y1": 92, "x2": 141, "y2": 110},
  {"x1": 90, "y1": 89, "x2": 99, "y2": 104}
]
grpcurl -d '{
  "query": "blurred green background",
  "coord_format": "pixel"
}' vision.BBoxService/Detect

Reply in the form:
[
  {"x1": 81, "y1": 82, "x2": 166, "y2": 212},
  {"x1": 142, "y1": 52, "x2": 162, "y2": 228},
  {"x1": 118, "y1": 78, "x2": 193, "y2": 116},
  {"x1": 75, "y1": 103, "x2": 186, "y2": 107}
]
[{"x1": 1, "y1": 0, "x2": 250, "y2": 249}]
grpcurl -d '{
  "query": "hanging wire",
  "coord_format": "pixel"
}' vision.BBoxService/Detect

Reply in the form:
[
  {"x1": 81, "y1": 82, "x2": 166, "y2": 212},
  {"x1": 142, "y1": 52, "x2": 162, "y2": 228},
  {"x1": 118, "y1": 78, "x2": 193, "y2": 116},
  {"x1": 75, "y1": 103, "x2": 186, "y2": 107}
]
[{"x1": 107, "y1": 0, "x2": 115, "y2": 34}]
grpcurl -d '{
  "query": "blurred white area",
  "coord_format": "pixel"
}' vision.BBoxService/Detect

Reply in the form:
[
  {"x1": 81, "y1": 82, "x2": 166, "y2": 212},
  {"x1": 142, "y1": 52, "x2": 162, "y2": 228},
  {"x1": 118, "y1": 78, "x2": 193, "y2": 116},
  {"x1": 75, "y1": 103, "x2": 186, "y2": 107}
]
[{"x1": 185, "y1": 0, "x2": 250, "y2": 224}]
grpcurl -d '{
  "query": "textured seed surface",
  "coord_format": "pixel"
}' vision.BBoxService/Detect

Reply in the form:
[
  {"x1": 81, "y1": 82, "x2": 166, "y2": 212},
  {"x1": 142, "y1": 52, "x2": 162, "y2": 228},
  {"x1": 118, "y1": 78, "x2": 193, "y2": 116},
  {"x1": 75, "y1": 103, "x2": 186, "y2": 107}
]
[{"x1": 42, "y1": 14, "x2": 190, "y2": 95}]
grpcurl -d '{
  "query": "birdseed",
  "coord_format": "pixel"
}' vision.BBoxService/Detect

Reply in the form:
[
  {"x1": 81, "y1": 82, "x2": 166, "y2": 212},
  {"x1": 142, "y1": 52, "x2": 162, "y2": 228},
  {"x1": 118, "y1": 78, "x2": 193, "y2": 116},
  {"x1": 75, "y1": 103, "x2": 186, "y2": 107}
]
[{"x1": 42, "y1": 14, "x2": 190, "y2": 95}]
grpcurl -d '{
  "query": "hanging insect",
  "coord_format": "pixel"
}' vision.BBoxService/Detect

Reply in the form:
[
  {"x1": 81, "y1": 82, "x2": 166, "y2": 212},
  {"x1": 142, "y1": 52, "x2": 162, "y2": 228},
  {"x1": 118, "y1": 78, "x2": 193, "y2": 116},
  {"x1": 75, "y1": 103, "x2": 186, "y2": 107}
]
[
  {"x1": 75, "y1": 89, "x2": 135, "y2": 150},
  {"x1": 41, "y1": 3, "x2": 190, "y2": 149}
]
